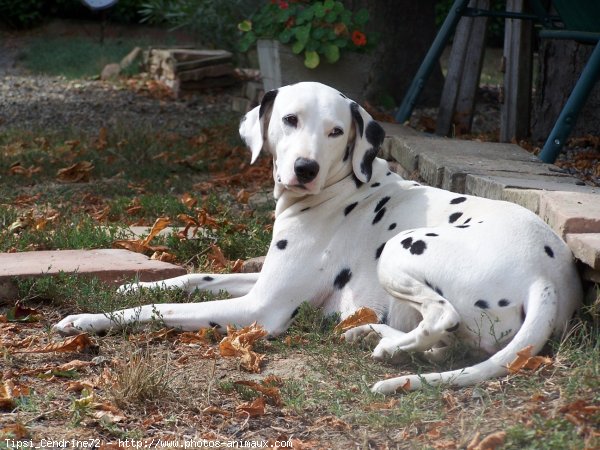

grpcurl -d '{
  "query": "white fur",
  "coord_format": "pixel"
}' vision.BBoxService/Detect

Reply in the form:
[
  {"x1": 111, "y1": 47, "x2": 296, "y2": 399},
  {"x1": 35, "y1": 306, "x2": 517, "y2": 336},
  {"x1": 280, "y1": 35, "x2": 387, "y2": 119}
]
[{"x1": 55, "y1": 82, "x2": 582, "y2": 393}]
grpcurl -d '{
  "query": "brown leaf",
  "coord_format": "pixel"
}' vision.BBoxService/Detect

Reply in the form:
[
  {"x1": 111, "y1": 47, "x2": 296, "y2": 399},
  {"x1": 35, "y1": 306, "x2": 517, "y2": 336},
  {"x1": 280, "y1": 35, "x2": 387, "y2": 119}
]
[
  {"x1": 234, "y1": 380, "x2": 282, "y2": 406},
  {"x1": 8, "y1": 162, "x2": 42, "y2": 178},
  {"x1": 236, "y1": 396, "x2": 266, "y2": 417},
  {"x1": 219, "y1": 323, "x2": 268, "y2": 373},
  {"x1": 313, "y1": 415, "x2": 350, "y2": 431},
  {"x1": 236, "y1": 189, "x2": 250, "y2": 204},
  {"x1": 56, "y1": 161, "x2": 94, "y2": 183},
  {"x1": 151, "y1": 251, "x2": 177, "y2": 263},
  {"x1": 203, "y1": 405, "x2": 231, "y2": 416},
  {"x1": 181, "y1": 192, "x2": 197, "y2": 208},
  {"x1": 16, "y1": 333, "x2": 97, "y2": 354},
  {"x1": 507, "y1": 345, "x2": 553, "y2": 374},
  {"x1": 0, "y1": 423, "x2": 29, "y2": 439},
  {"x1": 207, "y1": 244, "x2": 229, "y2": 270},
  {"x1": 141, "y1": 217, "x2": 171, "y2": 246},
  {"x1": 335, "y1": 307, "x2": 379, "y2": 333},
  {"x1": 365, "y1": 398, "x2": 400, "y2": 410},
  {"x1": 468, "y1": 431, "x2": 506, "y2": 450},
  {"x1": 96, "y1": 127, "x2": 108, "y2": 150},
  {"x1": 0, "y1": 380, "x2": 30, "y2": 409},
  {"x1": 19, "y1": 359, "x2": 94, "y2": 376},
  {"x1": 91, "y1": 401, "x2": 127, "y2": 423}
]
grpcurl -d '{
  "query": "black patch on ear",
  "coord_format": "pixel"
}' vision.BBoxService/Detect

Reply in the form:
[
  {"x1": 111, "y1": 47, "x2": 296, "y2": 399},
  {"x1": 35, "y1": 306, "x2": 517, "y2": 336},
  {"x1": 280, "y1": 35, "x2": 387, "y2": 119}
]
[
  {"x1": 350, "y1": 102, "x2": 364, "y2": 137},
  {"x1": 259, "y1": 89, "x2": 278, "y2": 119},
  {"x1": 475, "y1": 300, "x2": 489, "y2": 309},
  {"x1": 365, "y1": 121, "x2": 385, "y2": 148},
  {"x1": 334, "y1": 268, "x2": 352, "y2": 290},
  {"x1": 344, "y1": 202, "x2": 358, "y2": 216},
  {"x1": 450, "y1": 196, "x2": 467, "y2": 204},
  {"x1": 544, "y1": 246, "x2": 554, "y2": 258},
  {"x1": 375, "y1": 242, "x2": 386, "y2": 259},
  {"x1": 375, "y1": 196, "x2": 391, "y2": 213},
  {"x1": 203, "y1": 276, "x2": 214, "y2": 281},
  {"x1": 276, "y1": 239, "x2": 288, "y2": 250},
  {"x1": 360, "y1": 147, "x2": 379, "y2": 181},
  {"x1": 351, "y1": 173, "x2": 364, "y2": 188},
  {"x1": 449, "y1": 212, "x2": 463, "y2": 223},
  {"x1": 209, "y1": 321, "x2": 222, "y2": 329}
]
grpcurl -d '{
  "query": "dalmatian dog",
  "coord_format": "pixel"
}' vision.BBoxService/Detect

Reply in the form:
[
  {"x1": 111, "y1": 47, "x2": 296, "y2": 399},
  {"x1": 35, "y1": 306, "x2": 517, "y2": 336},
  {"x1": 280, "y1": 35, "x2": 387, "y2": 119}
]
[{"x1": 55, "y1": 82, "x2": 582, "y2": 394}]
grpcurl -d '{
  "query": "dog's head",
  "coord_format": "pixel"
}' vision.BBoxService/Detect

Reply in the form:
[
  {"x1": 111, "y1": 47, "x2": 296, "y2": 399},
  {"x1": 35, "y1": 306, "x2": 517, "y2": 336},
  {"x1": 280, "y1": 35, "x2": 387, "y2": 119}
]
[{"x1": 239, "y1": 82, "x2": 385, "y2": 197}]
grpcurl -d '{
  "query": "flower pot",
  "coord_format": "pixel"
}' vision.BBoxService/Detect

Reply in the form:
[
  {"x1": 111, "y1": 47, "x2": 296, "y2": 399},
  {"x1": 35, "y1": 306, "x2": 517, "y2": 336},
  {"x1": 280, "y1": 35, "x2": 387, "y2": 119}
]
[{"x1": 256, "y1": 39, "x2": 373, "y2": 102}]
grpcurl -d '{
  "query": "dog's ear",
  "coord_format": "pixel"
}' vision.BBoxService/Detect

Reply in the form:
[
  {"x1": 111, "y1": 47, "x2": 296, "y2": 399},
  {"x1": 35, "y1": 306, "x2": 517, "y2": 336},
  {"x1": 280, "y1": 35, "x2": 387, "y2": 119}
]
[
  {"x1": 239, "y1": 89, "x2": 278, "y2": 164},
  {"x1": 349, "y1": 102, "x2": 386, "y2": 183}
]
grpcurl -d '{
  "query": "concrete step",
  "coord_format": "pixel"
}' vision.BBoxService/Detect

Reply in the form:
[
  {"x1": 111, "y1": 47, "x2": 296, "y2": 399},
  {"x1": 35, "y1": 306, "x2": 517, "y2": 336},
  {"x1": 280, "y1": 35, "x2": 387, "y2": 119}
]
[{"x1": 0, "y1": 249, "x2": 187, "y2": 299}]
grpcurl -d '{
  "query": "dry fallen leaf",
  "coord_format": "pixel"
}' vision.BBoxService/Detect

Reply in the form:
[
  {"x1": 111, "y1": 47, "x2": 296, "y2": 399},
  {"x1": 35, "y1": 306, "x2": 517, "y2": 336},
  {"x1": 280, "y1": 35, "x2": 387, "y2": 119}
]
[
  {"x1": 0, "y1": 423, "x2": 29, "y2": 439},
  {"x1": 113, "y1": 216, "x2": 171, "y2": 255},
  {"x1": 235, "y1": 380, "x2": 282, "y2": 406},
  {"x1": 236, "y1": 396, "x2": 266, "y2": 417},
  {"x1": 0, "y1": 380, "x2": 30, "y2": 409},
  {"x1": 56, "y1": 161, "x2": 94, "y2": 183},
  {"x1": 15, "y1": 333, "x2": 97, "y2": 354},
  {"x1": 181, "y1": 192, "x2": 198, "y2": 208},
  {"x1": 468, "y1": 431, "x2": 506, "y2": 450},
  {"x1": 334, "y1": 307, "x2": 379, "y2": 333},
  {"x1": 507, "y1": 345, "x2": 553, "y2": 374},
  {"x1": 151, "y1": 250, "x2": 177, "y2": 263},
  {"x1": 219, "y1": 323, "x2": 268, "y2": 373}
]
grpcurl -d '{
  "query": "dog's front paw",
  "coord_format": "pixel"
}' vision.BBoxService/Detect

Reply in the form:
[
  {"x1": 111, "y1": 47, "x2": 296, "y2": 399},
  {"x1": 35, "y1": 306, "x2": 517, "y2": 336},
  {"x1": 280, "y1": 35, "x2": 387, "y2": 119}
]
[
  {"x1": 117, "y1": 281, "x2": 149, "y2": 294},
  {"x1": 53, "y1": 314, "x2": 103, "y2": 335},
  {"x1": 343, "y1": 324, "x2": 380, "y2": 344},
  {"x1": 372, "y1": 375, "x2": 419, "y2": 395}
]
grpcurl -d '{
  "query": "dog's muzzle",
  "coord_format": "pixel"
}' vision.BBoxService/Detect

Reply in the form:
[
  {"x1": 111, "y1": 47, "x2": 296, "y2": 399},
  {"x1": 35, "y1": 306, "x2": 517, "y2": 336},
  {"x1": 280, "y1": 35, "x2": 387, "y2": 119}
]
[{"x1": 294, "y1": 158, "x2": 320, "y2": 184}]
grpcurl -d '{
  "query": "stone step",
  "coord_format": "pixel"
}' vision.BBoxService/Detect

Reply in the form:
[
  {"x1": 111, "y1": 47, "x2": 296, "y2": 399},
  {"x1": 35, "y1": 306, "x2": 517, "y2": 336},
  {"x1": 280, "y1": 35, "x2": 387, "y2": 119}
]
[{"x1": 0, "y1": 249, "x2": 187, "y2": 299}]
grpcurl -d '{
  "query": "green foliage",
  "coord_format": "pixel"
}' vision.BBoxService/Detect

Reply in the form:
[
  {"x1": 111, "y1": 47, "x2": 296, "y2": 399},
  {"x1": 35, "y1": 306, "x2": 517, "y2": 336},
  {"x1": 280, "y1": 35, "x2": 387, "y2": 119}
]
[
  {"x1": 238, "y1": 0, "x2": 374, "y2": 68},
  {"x1": 138, "y1": 0, "x2": 256, "y2": 51}
]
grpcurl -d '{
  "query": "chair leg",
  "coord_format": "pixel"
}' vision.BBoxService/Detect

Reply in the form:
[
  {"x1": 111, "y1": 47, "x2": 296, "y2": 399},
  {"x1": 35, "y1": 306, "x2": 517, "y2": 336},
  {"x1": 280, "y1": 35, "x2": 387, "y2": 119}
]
[
  {"x1": 539, "y1": 40, "x2": 600, "y2": 163},
  {"x1": 395, "y1": 0, "x2": 471, "y2": 123}
]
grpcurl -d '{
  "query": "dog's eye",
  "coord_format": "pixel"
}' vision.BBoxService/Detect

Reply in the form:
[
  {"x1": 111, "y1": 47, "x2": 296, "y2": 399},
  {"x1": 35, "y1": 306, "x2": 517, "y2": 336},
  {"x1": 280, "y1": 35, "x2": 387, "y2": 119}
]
[
  {"x1": 329, "y1": 127, "x2": 344, "y2": 137},
  {"x1": 283, "y1": 114, "x2": 298, "y2": 128}
]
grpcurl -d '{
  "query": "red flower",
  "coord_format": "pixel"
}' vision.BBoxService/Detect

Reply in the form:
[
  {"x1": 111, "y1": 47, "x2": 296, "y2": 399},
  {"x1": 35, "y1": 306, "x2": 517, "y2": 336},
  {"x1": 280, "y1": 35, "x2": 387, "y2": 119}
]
[
  {"x1": 351, "y1": 30, "x2": 367, "y2": 47},
  {"x1": 278, "y1": 0, "x2": 289, "y2": 9}
]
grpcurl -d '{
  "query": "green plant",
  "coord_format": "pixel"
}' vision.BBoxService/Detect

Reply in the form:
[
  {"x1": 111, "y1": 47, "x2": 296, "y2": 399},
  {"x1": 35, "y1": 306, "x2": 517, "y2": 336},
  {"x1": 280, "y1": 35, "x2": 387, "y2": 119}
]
[
  {"x1": 0, "y1": 0, "x2": 44, "y2": 28},
  {"x1": 238, "y1": 0, "x2": 373, "y2": 68}
]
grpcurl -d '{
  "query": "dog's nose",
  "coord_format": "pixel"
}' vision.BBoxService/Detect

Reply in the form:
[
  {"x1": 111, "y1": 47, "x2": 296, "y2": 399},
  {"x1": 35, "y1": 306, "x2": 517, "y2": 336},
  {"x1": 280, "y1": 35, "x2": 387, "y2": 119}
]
[{"x1": 294, "y1": 158, "x2": 320, "y2": 184}]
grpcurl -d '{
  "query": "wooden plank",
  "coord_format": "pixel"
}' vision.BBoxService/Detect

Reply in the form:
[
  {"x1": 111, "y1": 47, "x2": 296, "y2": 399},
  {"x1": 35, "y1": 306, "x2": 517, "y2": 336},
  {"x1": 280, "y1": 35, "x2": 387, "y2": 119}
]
[
  {"x1": 500, "y1": 0, "x2": 533, "y2": 142},
  {"x1": 436, "y1": 0, "x2": 489, "y2": 136}
]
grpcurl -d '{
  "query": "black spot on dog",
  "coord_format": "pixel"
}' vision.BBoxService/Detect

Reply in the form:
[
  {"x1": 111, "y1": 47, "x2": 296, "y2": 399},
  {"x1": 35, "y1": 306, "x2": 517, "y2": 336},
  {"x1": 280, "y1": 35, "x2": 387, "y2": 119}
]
[
  {"x1": 344, "y1": 202, "x2": 358, "y2": 216},
  {"x1": 372, "y1": 207, "x2": 386, "y2": 224},
  {"x1": 450, "y1": 196, "x2": 467, "y2": 204},
  {"x1": 475, "y1": 300, "x2": 489, "y2": 309},
  {"x1": 339, "y1": 92, "x2": 347, "y2": 99},
  {"x1": 375, "y1": 196, "x2": 391, "y2": 213},
  {"x1": 498, "y1": 299, "x2": 510, "y2": 307},
  {"x1": 291, "y1": 307, "x2": 300, "y2": 319},
  {"x1": 544, "y1": 245, "x2": 554, "y2": 258},
  {"x1": 203, "y1": 276, "x2": 214, "y2": 282},
  {"x1": 388, "y1": 223, "x2": 397, "y2": 231},
  {"x1": 435, "y1": 286, "x2": 444, "y2": 296},
  {"x1": 276, "y1": 239, "x2": 288, "y2": 250},
  {"x1": 425, "y1": 279, "x2": 433, "y2": 289},
  {"x1": 334, "y1": 268, "x2": 352, "y2": 290},
  {"x1": 350, "y1": 102, "x2": 364, "y2": 137},
  {"x1": 209, "y1": 321, "x2": 222, "y2": 329},
  {"x1": 426, "y1": 233, "x2": 438, "y2": 237},
  {"x1": 412, "y1": 183, "x2": 420, "y2": 187},
  {"x1": 301, "y1": 207, "x2": 311, "y2": 212},
  {"x1": 449, "y1": 212, "x2": 463, "y2": 223},
  {"x1": 402, "y1": 239, "x2": 426, "y2": 255},
  {"x1": 375, "y1": 243, "x2": 386, "y2": 259},
  {"x1": 446, "y1": 323, "x2": 460, "y2": 333},
  {"x1": 520, "y1": 305, "x2": 526, "y2": 323},
  {"x1": 386, "y1": 171, "x2": 392, "y2": 176},
  {"x1": 464, "y1": 218, "x2": 472, "y2": 224},
  {"x1": 371, "y1": 182, "x2": 381, "y2": 188},
  {"x1": 455, "y1": 224, "x2": 470, "y2": 228}
]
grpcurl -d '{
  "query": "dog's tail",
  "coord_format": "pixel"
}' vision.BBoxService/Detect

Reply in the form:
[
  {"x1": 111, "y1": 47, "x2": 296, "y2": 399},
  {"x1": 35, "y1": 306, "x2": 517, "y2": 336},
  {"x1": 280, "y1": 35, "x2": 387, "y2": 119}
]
[{"x1": 405, "y1": 279, "x2": 560, "y2": 390}]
